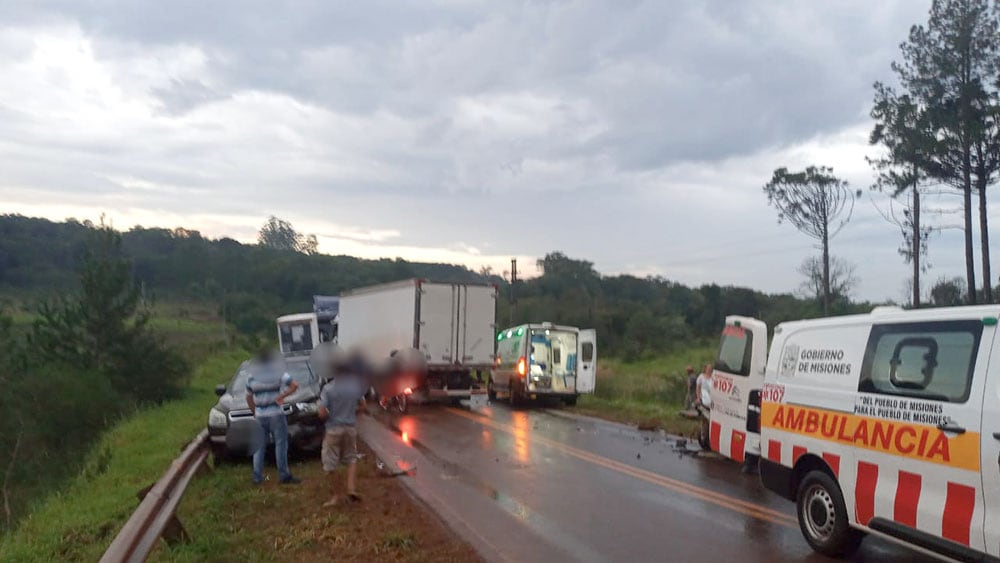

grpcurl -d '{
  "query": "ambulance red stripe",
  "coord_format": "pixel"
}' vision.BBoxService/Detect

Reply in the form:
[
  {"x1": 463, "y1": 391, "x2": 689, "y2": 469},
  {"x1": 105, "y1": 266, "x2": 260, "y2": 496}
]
[
  {"x1": 767, "y1": 439, "x2": 781, "y2": 463},
  {"x1": 854, "y1": 461, "x2": 878, "y2": 526},
  {"x1": 731, "y1": 430, "x2": 745, "y2": 463},
  {"x1": 822, "y1": 452, "x2": 840, "y2": 478},
  {"x1": 893, "y1": 470, "x2": 921, "y2": 528},
  {"x1": 941, "y1": 482, "x2": 975, "y2": 546},
  {"x1": 710, "y1": 421, "x2": 721, "y2": 453}
]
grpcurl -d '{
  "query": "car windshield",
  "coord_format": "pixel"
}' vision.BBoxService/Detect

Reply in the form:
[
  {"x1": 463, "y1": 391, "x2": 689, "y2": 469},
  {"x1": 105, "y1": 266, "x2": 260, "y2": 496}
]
[{"x1": 228, "y1": 360, "x2": 316, "y2": 392}]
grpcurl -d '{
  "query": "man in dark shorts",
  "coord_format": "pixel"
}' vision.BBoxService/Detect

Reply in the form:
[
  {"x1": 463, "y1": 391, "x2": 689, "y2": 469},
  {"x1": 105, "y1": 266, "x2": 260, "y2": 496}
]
[{"x1": 318, "y1": 359, "x2": 368, "y2": 507}]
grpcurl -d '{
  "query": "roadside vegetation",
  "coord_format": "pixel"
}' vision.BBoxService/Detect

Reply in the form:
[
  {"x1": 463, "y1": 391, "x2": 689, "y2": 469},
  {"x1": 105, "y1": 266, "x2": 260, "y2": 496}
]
[
  {"x1": 0, "y1": 348, "x2": 245, "y2": 561},
  {"x1": 570, "y1": 344, "x2": 716, "y2": 435},
  {"x1": 0, "y1": 225, "x2": 222, "y2": 536}
]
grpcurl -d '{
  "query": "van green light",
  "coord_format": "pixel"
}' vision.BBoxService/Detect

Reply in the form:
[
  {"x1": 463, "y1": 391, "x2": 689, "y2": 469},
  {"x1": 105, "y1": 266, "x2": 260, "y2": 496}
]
[{"x1": 983, "y1": 317, "x2": 998, "y2": 326}]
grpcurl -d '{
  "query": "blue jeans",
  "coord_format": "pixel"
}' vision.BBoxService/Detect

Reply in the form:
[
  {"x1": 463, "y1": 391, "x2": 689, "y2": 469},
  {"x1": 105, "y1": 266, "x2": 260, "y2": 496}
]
[{"x1": 252, "y1": 414, "x2": 292, "y2": 482}]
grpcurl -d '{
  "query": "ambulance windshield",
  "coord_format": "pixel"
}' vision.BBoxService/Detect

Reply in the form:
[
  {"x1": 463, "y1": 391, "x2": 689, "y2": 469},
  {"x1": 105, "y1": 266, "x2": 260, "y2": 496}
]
[{"x1": 715, "y1": 324, "x2": 752, "y2": 377}]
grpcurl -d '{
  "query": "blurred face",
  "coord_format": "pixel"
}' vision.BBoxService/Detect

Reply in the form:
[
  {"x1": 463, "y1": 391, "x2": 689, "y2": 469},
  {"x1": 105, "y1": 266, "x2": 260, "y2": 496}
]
[{"x1": 703, "y1": 364, "x2": 713, "y2": 376}]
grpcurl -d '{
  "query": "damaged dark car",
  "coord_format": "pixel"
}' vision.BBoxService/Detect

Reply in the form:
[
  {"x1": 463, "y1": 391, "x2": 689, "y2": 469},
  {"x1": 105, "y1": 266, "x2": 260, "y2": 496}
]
[{"x1": 207, "y1": 356, "x2": 325, "y2": 460}]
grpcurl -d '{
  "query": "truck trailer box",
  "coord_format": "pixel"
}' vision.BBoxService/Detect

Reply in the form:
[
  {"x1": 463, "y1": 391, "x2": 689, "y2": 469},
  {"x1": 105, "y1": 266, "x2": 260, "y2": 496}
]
[{"x1": 337, "y1": 279, "x2": 497, "y2": 398}]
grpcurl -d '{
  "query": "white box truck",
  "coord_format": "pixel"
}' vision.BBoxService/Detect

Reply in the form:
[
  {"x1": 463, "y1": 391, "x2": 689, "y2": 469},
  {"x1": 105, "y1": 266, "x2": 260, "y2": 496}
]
[{"x1": 337, "y1": 279, "x2": 497, "y2": 405}]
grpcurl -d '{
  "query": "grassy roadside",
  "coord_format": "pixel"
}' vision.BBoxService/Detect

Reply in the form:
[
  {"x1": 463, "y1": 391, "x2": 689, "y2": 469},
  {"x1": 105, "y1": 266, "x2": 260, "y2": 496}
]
[
  {"x1": 160, "y1": 443, "x2": 480, "y2": 562},
  {"x1": 0, "y1": 348, "x2": 247, "y2": 561},
  {"x1": 568, "y1": 344, "x2": 717, "y2": 436}
]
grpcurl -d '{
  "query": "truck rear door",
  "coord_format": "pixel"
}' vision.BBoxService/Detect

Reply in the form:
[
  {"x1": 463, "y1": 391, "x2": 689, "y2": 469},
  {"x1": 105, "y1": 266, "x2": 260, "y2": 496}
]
[
  {"x1": 419, "y1": 283, "x2": 457, "y2": 364},
  {"x1": 458, "y1": 285, "x2": 497, "y2": 366},
  {"x1": 709, "y1": 316, "x2": 767, "y2": 463},
  {"x1": 576, "y1": 329, "x2": 597, "y2": 393}
]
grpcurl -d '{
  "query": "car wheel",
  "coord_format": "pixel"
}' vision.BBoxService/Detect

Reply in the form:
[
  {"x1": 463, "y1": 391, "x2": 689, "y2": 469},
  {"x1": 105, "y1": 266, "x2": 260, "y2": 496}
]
[
  {"x1": 211, "y1": 444, "x2": 231, "y2": 465},
  {"x1": 796, "y1": 470, "x2": 863, "y2": 557}
]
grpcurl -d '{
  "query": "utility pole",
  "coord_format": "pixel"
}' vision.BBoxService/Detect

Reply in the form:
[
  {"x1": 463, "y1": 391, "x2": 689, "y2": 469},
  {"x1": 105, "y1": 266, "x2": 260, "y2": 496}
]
[{"x1": 510, "y1": 258, "x2": 517, "y2": 323}]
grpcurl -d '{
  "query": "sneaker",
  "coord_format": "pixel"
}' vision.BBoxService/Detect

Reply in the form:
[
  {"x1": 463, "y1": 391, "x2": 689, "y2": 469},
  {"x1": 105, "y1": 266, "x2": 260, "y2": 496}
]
[
  {"x1": 347, "y1": 491, "x2": 362, "y2": 502},
  {"x1": 280, "y1": 476, "x2": 302, "y2": 485}
]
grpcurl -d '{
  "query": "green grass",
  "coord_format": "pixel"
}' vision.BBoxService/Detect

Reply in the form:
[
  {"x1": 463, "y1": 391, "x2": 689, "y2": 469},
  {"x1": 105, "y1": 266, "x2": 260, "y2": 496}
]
[
  {"x1": 0, "y1": 348, "x2": 247, "y2": 562},
  {"x1": 569, "y1": 344, "x2": 717, "y2": 435}
]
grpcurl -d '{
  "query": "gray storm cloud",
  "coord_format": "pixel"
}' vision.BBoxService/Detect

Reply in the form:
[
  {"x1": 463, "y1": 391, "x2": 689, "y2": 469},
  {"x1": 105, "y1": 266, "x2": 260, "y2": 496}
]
[{"x1": 1, "y1": 0, "x2": 972, "y2": 301}]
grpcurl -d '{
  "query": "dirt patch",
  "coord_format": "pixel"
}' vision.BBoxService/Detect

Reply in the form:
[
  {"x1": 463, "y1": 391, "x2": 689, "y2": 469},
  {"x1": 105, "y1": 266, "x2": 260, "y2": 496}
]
[{"x1": 165, "y1": 441, "x2": 480, "y2": 562}]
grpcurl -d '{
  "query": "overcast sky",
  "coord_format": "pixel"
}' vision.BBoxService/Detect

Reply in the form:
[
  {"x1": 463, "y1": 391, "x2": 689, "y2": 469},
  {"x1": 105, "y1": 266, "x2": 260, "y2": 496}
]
[{"x1": 0, "y1": 0, "x2": 989, "y2": 301}]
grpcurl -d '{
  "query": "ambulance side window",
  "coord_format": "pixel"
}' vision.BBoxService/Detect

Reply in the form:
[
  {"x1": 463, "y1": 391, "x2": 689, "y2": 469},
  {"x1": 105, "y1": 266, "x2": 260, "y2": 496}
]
[{"x1": 858, "y1": 320, "x2": 983, "y2": 403}]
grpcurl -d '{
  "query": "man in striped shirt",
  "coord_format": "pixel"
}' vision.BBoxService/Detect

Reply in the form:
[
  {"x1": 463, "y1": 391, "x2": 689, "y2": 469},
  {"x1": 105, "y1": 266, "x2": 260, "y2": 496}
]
[{"x1": 246, "y1": 348, "x2": 301, "y2": 485}]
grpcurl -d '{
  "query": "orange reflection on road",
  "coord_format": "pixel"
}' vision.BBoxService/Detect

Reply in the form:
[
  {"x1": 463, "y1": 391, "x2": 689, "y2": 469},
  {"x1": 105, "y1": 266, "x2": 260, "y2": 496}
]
[
  {"x1": 481, "y1": 429, "x2": 494, "y2": 449},
  {"x1": 511, "y1": 411, "x2": 531, "y2": 464},
  {"x1": 397, "y1": 417, "x2": 417, "y2": 447}
]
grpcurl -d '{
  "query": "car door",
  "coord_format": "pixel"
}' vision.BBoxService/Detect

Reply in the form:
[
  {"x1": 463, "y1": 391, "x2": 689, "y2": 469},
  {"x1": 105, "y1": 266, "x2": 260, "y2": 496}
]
[{"x1": 576, "y1": 329, "x2": 597, "y2": 393}]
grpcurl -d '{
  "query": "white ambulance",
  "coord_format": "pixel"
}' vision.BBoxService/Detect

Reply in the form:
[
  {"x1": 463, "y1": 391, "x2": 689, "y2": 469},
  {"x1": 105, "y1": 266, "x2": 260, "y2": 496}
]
[{"x1": 735, "y1": 306, "x2": 1000, "y2": 561}]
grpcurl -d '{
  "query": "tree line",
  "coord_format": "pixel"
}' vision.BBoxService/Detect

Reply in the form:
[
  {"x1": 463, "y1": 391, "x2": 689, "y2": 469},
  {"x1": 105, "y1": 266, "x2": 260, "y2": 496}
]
[
  {"x1": 0, "y1": 224, "x2": 188, "y2": 534},
  {"x1": 766, "y1": 0, "x2": 1000, "y2": 311}
]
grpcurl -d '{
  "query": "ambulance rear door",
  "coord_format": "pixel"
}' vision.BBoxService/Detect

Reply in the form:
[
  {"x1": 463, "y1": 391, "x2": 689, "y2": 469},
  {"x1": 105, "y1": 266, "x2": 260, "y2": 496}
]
[
  {"x1": 710, "y1": 316, "x2": 768, "y2": 462},
  {"x1": 982, "y1": 316, "x2": 1000, "y2": 558},
  {"x1": 857, "y1": 318, "x2": 992, "y2": 557}
]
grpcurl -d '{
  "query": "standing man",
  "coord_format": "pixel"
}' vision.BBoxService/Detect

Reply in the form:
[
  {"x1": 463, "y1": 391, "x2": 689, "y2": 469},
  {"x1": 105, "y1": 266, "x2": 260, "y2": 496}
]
[
  {"x1": 695, "y1": 363, "x2": 713, "y2": 408},
  {"x1": 684, "y1": 365, "x2": 697, "y2": 410},
  {"x1": 246, "y1": 347, "x2": 301, "y2": 485},
  {"x1": 318, "y1": 358, "x2": 368, "y2": 507}
]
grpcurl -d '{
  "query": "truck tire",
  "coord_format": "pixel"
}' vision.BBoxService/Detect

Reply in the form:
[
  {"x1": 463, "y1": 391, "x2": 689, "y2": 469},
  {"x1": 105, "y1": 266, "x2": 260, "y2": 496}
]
[
  {"x1": 563, "y1": 395, "x2": 578, "y2": 407},
  {"x1": 796, "y1": 470, "x2": 863, "y2": 557},
  {"x1": 508, "y1": 381, "x2": 520, "y2": 407}
]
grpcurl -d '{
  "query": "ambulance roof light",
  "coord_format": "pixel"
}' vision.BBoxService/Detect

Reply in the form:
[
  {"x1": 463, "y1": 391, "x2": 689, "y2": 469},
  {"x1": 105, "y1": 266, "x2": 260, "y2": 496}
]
[{"x1": 983, "y1": 316, "x2": 998, "y2": 326}]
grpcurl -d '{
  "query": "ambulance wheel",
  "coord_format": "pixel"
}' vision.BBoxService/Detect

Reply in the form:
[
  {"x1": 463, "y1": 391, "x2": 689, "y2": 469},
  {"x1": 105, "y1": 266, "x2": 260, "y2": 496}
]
[
  {"x1": 697, "y1": 419, "x2": 711, "y2": 451},
  {"x1": 796, "y1": 471, "x2": 862, "y2": 557}
]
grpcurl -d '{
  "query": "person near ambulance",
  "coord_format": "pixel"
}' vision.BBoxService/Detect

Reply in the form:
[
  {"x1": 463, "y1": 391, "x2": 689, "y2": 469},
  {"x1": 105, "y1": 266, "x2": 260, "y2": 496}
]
[{"x1": 696, "y1": 363, "x2": 713, "y2": 409}]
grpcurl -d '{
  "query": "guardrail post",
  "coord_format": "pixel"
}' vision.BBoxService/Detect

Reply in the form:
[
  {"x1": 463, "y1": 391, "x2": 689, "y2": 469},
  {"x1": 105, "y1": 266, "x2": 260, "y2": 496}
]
[{"x1": 135, "y1": 485, "x2": 190, "y2": 545}]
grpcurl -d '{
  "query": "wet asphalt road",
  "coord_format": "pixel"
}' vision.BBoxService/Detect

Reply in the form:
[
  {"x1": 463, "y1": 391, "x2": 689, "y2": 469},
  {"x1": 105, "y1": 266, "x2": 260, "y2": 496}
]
[{"x1": 371, "y1": 402, "x2": 934, "y2": 562}]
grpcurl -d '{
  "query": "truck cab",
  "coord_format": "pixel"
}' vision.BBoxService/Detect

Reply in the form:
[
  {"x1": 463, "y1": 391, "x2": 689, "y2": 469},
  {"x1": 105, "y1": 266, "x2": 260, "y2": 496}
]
[
  {"x1": 491, "y1": 322, "x2": 597, "y2": 406},
  {"x1": 276, "y1": 313, "x2": 320, "y2": 356}
]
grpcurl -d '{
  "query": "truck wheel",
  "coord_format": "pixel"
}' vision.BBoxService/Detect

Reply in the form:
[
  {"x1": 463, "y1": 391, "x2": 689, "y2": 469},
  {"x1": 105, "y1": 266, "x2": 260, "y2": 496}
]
[
  {"x1": 563, "y1": 395, "x2": 578, "y2": 407},
  {"x1": 796, "y1": 471, "x2": 862, "y2": 557},
  {"x1": 508, "y1": 381, "x2": 520, "y2": 407}
]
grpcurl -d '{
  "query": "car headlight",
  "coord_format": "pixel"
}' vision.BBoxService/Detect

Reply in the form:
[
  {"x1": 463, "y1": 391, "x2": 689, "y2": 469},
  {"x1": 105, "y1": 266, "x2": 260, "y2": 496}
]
[
  {"x1": 208, "y1": 408, "x2": 228, "y2": 428},
  {"x1": 295, "y1": 402, "x2": 319, "y2": 414}
]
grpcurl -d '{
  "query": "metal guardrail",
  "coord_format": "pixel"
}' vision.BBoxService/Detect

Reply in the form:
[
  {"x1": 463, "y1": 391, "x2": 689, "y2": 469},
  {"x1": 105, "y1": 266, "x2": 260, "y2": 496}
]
[{"x1": 100, "y1": 429, "x2": 210, "y2": 563}]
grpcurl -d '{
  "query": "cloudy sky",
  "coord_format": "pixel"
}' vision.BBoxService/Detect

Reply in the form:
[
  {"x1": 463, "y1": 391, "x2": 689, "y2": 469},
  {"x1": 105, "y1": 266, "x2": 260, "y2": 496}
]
[{"x1": 0, "y1": 0, "x2": 986, "y2": 301}]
